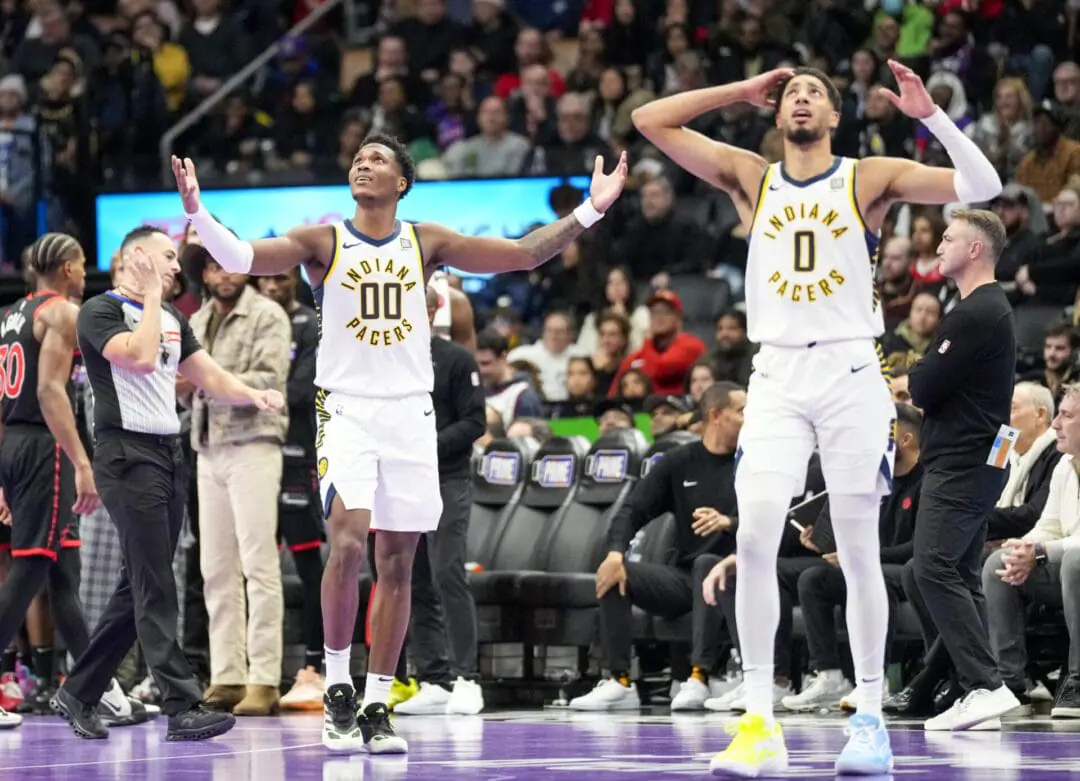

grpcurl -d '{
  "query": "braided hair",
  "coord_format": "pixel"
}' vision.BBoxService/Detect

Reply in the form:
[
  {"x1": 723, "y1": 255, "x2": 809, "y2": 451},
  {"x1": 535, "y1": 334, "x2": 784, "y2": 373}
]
[{"x1": 26, "y1": 233, "x2": 82, "y2": 280}]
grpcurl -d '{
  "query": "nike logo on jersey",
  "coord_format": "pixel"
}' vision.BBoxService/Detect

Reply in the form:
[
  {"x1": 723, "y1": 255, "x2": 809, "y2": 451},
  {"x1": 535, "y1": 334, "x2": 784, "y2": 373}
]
[
  {"x1": 342, "y1": 241, "x2": 362, "y2": 249},
  {"x1": 424, "y1": 409, "x2": 434, "y2": 416},
  {"x1": 851, "y1": 363, "x2": 872, "y2": 373},
  {"x1": 683, "y1": 480, "x2": 697, "y2": 487},
  {"x1": 769, "y1": 182, "x2": 783, "y2": 191}
]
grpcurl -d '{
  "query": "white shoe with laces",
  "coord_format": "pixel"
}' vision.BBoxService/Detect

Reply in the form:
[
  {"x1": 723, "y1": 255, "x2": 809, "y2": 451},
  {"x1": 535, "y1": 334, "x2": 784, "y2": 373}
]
[
  {"x1": 924, "y1": 685, "x2": 1021, "y2": 731},
  {"x1": 781, "y1": 672, "x2": 854, "y2": 712},
  {"x1": 446, "y1": 678, "x2": 484, "y2": 715},
  {"x1": 568, "y1": 679, "x2": 641, "y2": 711},
  {"x1": 394, "y1": 682, "x2": 452, "y2": 715}
]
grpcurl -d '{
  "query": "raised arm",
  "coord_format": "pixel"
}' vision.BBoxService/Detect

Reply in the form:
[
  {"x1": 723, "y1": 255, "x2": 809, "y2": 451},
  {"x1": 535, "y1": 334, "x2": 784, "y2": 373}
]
[
  {"x1": 858, "y1": 61, "x2": 1001, "y2": 216},
  {"x1": 631, "y1": 69, "x2": 790, "y2": 224},
  {"x1": 423, "y1": 153, "x2": 628, "y2": 274},
  {"x1": 172, "y1": 156, "x2": 333, "y2": 279}
]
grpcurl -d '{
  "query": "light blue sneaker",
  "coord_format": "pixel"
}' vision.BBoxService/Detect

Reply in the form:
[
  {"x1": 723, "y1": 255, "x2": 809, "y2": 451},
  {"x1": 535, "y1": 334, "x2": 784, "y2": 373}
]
[{"x1": 834, "y1": 713, "x2": 894, "y2": 775}]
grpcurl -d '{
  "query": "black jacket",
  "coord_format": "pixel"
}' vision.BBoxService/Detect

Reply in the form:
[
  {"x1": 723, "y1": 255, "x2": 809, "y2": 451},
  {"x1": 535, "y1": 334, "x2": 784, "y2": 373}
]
[
  {"x1": 431, "y1": 337, "x2": 486, "y2": 479},
  {"x1": 986, "y1": 440, "x2": 1063, "y2": 540}
]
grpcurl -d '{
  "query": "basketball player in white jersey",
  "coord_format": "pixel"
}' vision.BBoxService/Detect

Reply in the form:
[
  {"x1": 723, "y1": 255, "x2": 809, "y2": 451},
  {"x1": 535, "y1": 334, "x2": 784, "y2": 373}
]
[
  {"x1": 171, "y1": 135, "x2": 627, "y2": 754},
  {"x1": 634, "y1": 61, "x2": 1002, "y2": 776}
]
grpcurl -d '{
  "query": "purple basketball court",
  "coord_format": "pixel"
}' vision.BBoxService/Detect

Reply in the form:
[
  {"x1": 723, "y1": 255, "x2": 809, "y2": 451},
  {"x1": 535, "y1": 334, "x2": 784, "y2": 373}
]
[{"x1": 3, "y1": 709, "x2": 1079, "y2": 779}]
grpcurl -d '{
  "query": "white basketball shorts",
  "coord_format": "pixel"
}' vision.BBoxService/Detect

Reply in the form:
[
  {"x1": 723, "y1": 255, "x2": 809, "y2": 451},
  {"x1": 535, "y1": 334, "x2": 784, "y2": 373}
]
[
  {"x1": 736, "y1": 339, "x2": 896, "y2": 498},
  {"x1": 316, "y1": 390, "x2": 442, "y2": 533}
]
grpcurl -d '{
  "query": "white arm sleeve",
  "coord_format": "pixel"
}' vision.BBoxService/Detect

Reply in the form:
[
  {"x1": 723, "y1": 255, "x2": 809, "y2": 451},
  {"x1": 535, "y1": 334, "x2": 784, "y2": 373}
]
[
  {"x1": 187, "y1": 206, "x2": 254, "y2": 273},
  {"x1": 920, "y1": 108, "x2": 1002, "y2": 203}
]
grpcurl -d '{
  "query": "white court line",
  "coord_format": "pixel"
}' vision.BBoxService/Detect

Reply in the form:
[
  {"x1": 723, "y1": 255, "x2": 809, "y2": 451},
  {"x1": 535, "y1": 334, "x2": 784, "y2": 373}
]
[{"x1": 0, "y1": 741, "x2": 325, "y2": 772}]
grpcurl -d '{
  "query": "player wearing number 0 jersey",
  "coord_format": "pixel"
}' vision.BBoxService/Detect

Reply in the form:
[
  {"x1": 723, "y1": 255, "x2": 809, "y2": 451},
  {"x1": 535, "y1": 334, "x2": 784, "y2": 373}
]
[
  {"x1": 633, "y1": 61, "x2": 1003, "y2": 777},
  {"x1": 172, "y1": 134, "x2": 628, "y2": 757}
]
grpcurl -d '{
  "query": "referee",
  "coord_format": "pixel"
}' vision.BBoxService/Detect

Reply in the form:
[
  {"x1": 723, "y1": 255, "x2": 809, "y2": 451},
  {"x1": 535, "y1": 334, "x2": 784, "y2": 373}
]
[
  {"x1": 907, "y1": 209, "x2": 1020, "y2": 731},
  {"x1": 52, "y1": 226, "x2": 284, "y2": 741}
]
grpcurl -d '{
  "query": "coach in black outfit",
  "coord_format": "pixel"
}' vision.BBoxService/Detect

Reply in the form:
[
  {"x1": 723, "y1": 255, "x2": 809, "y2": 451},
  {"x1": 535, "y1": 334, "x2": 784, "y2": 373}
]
[
  {"x1": 907, "y1": 209, "x2": 1021, "y2": 731},
  {"x1": 52, "y1": 226, "x2": 285, "y2": 742}
]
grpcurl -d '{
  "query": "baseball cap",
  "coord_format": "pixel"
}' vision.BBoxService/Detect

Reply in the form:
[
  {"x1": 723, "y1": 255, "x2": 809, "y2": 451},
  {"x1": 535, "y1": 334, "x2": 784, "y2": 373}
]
[
  {"x1": 594, "y1": 399, "x2": 636, "y2": 423},
  {"x1": 992, "y1": 183, "x2": 1031, "y2": 207},
  {"x1": 644, "y1": 394, "x2": 691, "y2": 414},
  {"x1": 646, "y1": 289, "x2": 683, "y2": 315},
  {"x1": 1033, "y1": 100, "x2": 1066, "y2": 128}
]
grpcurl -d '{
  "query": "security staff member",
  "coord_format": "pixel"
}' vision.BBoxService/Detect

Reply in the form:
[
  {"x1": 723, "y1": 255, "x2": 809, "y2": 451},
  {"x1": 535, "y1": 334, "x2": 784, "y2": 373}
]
[
  {"x1": 907, "y1": 209, "x2": 1020, "y2": 731},
  {"x1": 52, "y1": 226, "x2": 283, "y2": 742},
  {"x1": 369, "y1": 286, "x2": 486, "y2": 716},
  {"x1": 568, "y1": 381, "x2": 744, "y2": 712}
]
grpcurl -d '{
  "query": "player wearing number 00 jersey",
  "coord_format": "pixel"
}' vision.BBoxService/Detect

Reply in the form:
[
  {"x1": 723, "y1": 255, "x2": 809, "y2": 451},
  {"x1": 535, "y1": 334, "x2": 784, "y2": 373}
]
[{"x1": 634, "y1": 61, "x2": 1003, "y2": 777}]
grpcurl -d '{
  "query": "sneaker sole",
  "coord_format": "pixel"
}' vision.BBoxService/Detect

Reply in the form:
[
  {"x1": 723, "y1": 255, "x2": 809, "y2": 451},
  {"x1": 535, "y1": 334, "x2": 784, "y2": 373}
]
[
  {"x1": 835, "y1": 756, "x2": 894, "y2": 775},
  {"x1": 1051, "y1": 707, "x2": 1080, "y2": 719},
  {"x1": 0, "y1": 717, "x2": 21, "y2": 729},
  {"x1": 281, "y1": 700, "x2": 325, "y2": 711},
  {"x1": 322, "y1": 734, "x2": 366, "y2": 753},
  {"x1": 51, "y1": 697, "x2": 107, "y2": 740},
  {"x1": 709, "y1": 754, "x2": 789, "y2": 777},
  {"x1": 366, "y1": 735, "x2": 408, "y2": 754},
  {"x1": 166, "y1": 718, "x2": 236, "y2": 742}
]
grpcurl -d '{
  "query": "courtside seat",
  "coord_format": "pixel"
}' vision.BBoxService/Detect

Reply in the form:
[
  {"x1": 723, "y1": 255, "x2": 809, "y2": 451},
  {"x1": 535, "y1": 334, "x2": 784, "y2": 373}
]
[
  {"x1": 467, "y1": 437, "x2": 541, "y2": 567},
  {"x1": 518, "y1": 429, "x2": 650, "y2": 646},
  {"x1": 471, "y1": 436, "x2": 591, "y2": 643}
]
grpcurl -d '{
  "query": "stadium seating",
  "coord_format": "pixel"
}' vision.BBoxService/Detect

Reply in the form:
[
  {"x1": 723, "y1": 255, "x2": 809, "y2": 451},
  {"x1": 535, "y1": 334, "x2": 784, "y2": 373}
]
[
  {"x1": 470, "y1": 435, "x2": 591, "y2": 644},
  {"x1": 467, "y1": 437, "x2": 541, "y2": 567},
  {"x1": 517, "y1": 428, "x2": 650, "y2": 647}
]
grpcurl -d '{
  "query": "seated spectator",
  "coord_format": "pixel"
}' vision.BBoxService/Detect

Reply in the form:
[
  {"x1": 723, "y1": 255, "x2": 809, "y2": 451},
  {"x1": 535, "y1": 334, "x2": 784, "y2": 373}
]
[
  {"x1": 609, "y1": 291, "x2": 707, "y2": 398},
  {"x1": 685, "y1": 358, "x2": 718, "y2": 404},
  {"x1": 474, "y1": 404, "x2": 507, "y2": 453},
  {"x1": 908, "y1": 210, "x2": 946, "y2": 293},
  {"x1": 569, "y1": 383, "x2": 745, "y2": 712},
  {"x1": 987, "y1": 382, "x2": 1062, "y2": 544},
  {"x1": 464, "y1": 0, "x2": 517, "y2": 78},
  {"x1": 425, "y1": 72, "x2": 477, "y2": 150},
  {"x1": 916, "y1": 72, "x2": 974, "y2": 168},
  {"x1": 589, "y1": 309, "x2": 632, "y2": 398},
  {"x1": 130, "y1": 10, "x2": 190, "y2": 115},
  {"x1": 506, "y1": 416, "x2": 553, "y2": 443},
  {"x1": 615, "y1": 369, "x2": 652, "y2": 410},
  {"x1": 592, "y1": 66, "x2": 654, "y2": 145},
  {"x1": 594, "y1": 399, "x2": 637, "y2": 435},
  {"x1": 991, "y1": 184, "x2": 1044, "y2": 290},
  {"x1": 506, "y1": 63, "x2": 557, "y2": 145},
  {"x1": 578, "y1": 266, "x2": 650, "y2": 354},
  {"x1": 369, "y1": 76, "x2": 432, "y2": 145},
  {"x1": 441, "y1": 96, "x2": 530, "y2": 178},
  {"x1": 972, "y1": 78, "x2": 1034, "y2": 181},
  {"x1": 12, "y1": 0, "x2": 99, "y2": 85},
  {"x1": 521, "y1": 92, "x2": 613, "y2": 176},
  {"x1": 507, "y1": 311, "x2": 587, "y2": 402},
  {"x1": 476, "y1": 328, "x2": 544, "y2": 427},
  {"x1": 270, "y1": 81, "x2": 333, "y2": 174},
  {"x1": 710, "y1": 309, "x2": 755, "y2": 387},
  {"x1": 645, "y1": 393, "x2": 689, "y2": 439},
  {"x1": 859, "y1": 84, "x2": 915, "y2": 159},
  {"x1": 881, "y1": 291, "x2": 942, "y2": 356},
  {"x1": 1015, "y1": 183, "x2": 1080, "y2": 312},
  {"x1": 1019, "y1": 323, "x2": 1079, "y2": 404},
  {"x1": 879, "y1": 236, "x2": 918, "y2": 329},
  {"x1": 178, "y1": 0, "x2": 250, "y2": 102},
  {"x1": 782, "y1": 403, "x2": 923, "y2": 712},
  {"x1": 1016, "y1": 101, "x2": 1080, "y2": 206},
  {"x1": 983, "y1": 382, "x2": 1080, "y2": 718},
  {"x1": 390, "y1": 0, "x2": 466, "y2": 83},
  {"x1": 550, "y1": 356, "x2": 598, "y2": 419},
  {"x1": 494, "y1": 26, "x2": 565, "y2": 100},
  {"x1": 1055, "y1": 62, "x2": 1080, "y2": 141},
  {"x1": 316, "y1": 111, "x2": 368, "y2": 179},
  {"x1": 349, "y1": 36, "x2": 427, "y2": 109}
]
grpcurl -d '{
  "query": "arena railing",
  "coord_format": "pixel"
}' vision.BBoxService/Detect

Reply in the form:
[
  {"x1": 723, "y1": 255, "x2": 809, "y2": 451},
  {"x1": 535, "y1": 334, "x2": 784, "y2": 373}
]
[{"x1": 157, "y1": 0, "x2": 355, "y2": 187}]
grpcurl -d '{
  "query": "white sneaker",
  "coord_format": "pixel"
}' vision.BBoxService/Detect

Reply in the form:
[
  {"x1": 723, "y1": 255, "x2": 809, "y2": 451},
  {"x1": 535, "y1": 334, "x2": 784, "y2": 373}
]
[
  {"x1": 446, "y1": 678, "x2": 484, "y2": 715},
  {"x1": 781, "y1": 673, "x2": 854, "y2": 712},
  {"x1": 924, "y1": 686, "x2": 1021, "y2": 731},
  {"x1": 568, "y1": 679, "x2": 641, "y2": 711},
  {"x1": 0, "y1": 705, "x2": 21, "y2": 729},
  {"x1": 727, "y1": 682, "x2": 793, "y2": 713},
  {"x1": 839, "y1": 685, "x2": 860, "y2": 713},
  {"x1": 671, "y1": 678, "x2": 710, "y2": 711},
  {"x1": 394, "y1": 682, "x2": 452, "y2": 715},
  {"x1": 281, "y1": 667, "x2": 325, "y2": 711},
  {"x1": 705, "y1": 681, "x2": 744, "y2": 712}
]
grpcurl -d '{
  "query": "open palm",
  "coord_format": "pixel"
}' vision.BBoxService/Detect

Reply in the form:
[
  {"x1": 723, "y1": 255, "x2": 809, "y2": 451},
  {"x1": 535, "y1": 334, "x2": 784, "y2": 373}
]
[
  {"x1": 588, "y1": 151, "x2": 629, "y2": 213},
  {"x1": 879, "y1": 59, "x2": 936, "y2": 120}
]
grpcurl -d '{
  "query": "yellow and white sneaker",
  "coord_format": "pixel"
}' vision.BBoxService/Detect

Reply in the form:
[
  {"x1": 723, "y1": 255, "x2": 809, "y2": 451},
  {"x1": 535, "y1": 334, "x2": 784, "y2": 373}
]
[
  {"x1": 709, "y1": 714, "x2": 789, "y2": 778},
  {"x1": 387, "y1": 677, "x2": 419, "y2": 712}
]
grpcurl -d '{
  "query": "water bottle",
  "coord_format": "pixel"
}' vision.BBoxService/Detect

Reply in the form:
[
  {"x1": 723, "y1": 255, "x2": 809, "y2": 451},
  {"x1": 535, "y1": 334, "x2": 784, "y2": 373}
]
[{"x1": 627, "y1": 530, "x2": 645, "y2": 562}]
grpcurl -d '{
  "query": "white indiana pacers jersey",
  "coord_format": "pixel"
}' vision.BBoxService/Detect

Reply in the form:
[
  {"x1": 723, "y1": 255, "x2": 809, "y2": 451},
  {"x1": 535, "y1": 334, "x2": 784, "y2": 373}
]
[
  {"x1": 745, "y1": 157, "x2": 883, "y2": 346},
  {"x1": 313, "y1": 220, "x2": 433, "y2": 398}
]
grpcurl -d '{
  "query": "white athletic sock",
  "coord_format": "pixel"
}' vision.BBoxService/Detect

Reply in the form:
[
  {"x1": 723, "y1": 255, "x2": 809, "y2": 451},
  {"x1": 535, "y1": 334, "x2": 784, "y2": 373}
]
[
  {"x1": 361, "y1": 672, "x2": 394, "y2": 711},
  {"x1": 324, "y1": 646, "x2": 352, "y2": 689},
  {"x1": 733, "y1": 470, "x2": 799, "y2": 724},
  {"x1": 830, "y1": 493, "x2": 889, "y2": 721}
]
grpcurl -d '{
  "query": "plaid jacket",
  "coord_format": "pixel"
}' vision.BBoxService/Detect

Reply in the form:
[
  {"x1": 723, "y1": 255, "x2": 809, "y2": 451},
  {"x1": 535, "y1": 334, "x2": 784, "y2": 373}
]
[{"x1": 188, "y1": 285, "x2": 290, "y2": 451}]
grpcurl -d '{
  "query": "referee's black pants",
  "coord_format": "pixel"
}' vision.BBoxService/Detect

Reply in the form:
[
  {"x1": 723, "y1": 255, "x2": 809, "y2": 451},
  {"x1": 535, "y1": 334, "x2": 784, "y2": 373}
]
[
  {"x1": 64, "y1": 432, "x2": 202, "y2": 715},
  {"x1": 911, "y1": 463, "x2": 1007, "y2": 694}
]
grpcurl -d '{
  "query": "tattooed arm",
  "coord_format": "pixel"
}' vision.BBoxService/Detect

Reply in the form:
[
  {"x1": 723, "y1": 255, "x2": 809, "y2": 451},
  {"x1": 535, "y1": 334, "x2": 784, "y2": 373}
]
[{"x1": 420, "y1": 152, "x2": 629, "y2": 274}]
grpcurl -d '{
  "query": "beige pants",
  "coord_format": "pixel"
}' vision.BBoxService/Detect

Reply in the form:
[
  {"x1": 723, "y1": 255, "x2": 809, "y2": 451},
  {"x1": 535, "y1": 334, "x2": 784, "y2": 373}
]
[{"x1": 198, "y1": 440, "x2": 284, "y2": 687}]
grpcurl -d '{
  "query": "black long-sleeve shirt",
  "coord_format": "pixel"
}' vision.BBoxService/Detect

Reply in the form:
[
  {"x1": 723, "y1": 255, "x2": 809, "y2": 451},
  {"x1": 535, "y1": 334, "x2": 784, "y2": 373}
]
[
  {"x1": 431, "y1": 337, "x2": 486, "y2": 479},
  {"x1": 908, "y1": 284, "x2": 1016, "y2": 469},
  {"x1": 285, "y1": 304, "x2": 318, "y2": 460},
  {"x1": 606, "y1": 441, "x2": 739, "y2": 568}
]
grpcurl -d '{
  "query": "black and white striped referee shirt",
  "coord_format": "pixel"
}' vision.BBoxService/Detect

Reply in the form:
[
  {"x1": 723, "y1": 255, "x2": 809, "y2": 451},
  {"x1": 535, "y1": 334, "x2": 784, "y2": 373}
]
[{"x1": 77, "y1": 291, "x2": 201, "y2": 436}]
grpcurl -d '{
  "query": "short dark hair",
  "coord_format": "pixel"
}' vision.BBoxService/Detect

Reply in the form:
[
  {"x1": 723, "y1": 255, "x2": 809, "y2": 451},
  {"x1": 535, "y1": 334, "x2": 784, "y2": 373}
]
[
  {"x1": 895, "y1": 402, "x2": 923, "y2": 440},
  {"x1": 699, "y1": 380, "x2": 745, "y2": 418},
  {"x1": 715, "y1": 308, "x2": 747, "y2": 330},
  {"x1": 1046, "y1": 321, "x2": 1079, "y2": 349},
  {"x1": 27, "y1": 232, "x2": 82, "y2": 278},
  {"x1": 778, "y1": 67, "x2": 842, "y2": 111},
  {"x1": 359, "y1": 133, "x2": 416, "y2": 200},
  {"x1": 476, "y1": 328, "x2": 509, "y2": 357},
  {"x1": 120, "y1": 225, "x2": 169, "y2": 256}
]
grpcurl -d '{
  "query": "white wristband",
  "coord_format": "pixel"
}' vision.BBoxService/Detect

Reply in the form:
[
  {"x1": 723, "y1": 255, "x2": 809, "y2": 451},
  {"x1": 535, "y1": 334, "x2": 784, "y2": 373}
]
[{"x1": 573, "y1": 198, "x2": 605, "y2": 229}]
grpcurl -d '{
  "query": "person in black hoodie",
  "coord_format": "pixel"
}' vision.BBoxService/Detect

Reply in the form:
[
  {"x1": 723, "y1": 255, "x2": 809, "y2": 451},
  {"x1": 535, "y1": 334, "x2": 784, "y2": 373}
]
[{"x1": 782, "y1": 403, "x2": 924, "y2": 712}]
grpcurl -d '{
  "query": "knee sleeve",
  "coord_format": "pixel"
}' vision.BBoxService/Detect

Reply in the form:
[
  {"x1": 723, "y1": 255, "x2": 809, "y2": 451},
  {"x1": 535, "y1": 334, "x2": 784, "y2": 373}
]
[{"x1": 735, "y1": 471, "x2": 803, "y2": 565}]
